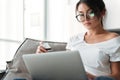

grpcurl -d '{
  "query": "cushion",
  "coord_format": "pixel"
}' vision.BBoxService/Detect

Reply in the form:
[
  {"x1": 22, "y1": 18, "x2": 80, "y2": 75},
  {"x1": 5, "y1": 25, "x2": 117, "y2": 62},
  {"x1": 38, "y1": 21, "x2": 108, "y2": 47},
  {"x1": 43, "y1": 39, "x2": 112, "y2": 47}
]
[{"x1": 3, "y1": 38, "x2": 67, "y2": 80}]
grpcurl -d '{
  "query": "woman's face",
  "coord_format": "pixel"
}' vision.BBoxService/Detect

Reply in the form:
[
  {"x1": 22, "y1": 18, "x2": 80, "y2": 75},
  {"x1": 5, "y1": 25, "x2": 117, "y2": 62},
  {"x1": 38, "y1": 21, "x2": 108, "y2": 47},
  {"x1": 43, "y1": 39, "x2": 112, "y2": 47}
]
[{"x1": 76, "y1": 3, "x2": 102, "y2": 30}]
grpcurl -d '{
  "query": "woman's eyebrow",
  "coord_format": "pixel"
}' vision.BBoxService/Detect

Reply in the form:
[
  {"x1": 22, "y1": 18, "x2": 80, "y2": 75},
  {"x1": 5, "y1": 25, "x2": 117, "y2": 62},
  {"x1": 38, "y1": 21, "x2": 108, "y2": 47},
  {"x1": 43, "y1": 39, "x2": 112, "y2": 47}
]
[
  {"x1": 87, "y1": 8, "x2": 92, "y2": 12},
  {"x1": 77, "y1": 8, "x2": 91, "y2": 13},
  {"x1": 77, "y1": 11, "x2": 83, "y2": 13}
]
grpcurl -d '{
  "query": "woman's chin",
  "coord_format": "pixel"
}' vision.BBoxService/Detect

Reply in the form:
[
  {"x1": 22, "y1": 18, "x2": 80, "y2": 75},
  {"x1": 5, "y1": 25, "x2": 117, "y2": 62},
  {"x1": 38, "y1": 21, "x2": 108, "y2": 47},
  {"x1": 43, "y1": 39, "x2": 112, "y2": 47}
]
[{"x1": 84, "y1": 26, "x2": 92, "y2": 29}]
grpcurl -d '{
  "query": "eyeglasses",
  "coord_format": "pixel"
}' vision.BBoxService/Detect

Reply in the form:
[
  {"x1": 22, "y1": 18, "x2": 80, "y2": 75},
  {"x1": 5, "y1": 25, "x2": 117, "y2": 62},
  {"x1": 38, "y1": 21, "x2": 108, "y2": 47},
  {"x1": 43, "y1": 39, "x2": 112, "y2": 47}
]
[{"x1": 76, "y1": 10, "x2": 96, "y2": 22}]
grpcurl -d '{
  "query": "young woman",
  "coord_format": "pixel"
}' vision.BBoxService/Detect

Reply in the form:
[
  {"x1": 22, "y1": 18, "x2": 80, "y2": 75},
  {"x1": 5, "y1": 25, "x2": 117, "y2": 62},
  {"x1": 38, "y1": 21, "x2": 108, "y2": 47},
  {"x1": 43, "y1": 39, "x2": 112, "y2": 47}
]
[{"x1": 36, "y1": 0, "x2": 120, "y2": 80}]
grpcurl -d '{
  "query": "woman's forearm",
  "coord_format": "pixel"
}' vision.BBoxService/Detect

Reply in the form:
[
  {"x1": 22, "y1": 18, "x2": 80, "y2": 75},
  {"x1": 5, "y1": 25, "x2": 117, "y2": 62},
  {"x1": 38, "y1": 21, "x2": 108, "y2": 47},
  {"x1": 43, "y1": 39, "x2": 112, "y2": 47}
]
[
  {"x1": 86, "y1": 72, "x2": 120, "y2": 80},
  {"x1": 108, "y1": 73, "x2": 120, "y2": 80}
]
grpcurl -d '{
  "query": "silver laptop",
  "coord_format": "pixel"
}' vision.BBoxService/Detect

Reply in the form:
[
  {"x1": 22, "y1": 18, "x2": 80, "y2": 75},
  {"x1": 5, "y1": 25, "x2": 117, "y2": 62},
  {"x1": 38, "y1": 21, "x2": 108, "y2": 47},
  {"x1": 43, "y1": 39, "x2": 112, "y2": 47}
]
[{"x1": 22, "y1": 50, "x2": 88, "y2": 80}]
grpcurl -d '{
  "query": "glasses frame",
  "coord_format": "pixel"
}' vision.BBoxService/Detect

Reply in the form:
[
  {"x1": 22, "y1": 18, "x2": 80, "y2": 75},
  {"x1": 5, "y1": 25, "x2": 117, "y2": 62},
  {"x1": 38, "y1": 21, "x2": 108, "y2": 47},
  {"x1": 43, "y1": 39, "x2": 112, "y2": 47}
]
[{"x1": 75, "y1": 10, "x2": 96, "y2": 22}]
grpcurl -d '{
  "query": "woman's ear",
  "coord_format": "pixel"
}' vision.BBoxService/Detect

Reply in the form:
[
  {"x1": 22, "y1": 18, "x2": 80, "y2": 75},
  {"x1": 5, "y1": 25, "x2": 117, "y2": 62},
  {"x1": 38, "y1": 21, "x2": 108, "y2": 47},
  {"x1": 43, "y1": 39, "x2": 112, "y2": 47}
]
[{"x1": 101, "y1": 9, "x2": 106, "y2": 17}]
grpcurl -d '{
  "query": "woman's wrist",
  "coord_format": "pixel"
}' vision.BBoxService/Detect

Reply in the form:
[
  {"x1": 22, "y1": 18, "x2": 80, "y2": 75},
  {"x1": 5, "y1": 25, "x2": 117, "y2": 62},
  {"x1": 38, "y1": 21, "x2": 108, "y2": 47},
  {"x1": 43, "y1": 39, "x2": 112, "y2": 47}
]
[{"x1": 86, "y1": 72, "x2": 96, "y2": 80}]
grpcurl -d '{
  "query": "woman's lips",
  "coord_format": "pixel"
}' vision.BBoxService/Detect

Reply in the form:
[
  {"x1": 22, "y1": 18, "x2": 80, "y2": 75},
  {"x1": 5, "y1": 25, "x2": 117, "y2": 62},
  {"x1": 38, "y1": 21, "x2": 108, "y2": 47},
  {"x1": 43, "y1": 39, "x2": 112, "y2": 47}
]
[{"x1": 84, "y1": 22, "x2": 91, "y2": 26}]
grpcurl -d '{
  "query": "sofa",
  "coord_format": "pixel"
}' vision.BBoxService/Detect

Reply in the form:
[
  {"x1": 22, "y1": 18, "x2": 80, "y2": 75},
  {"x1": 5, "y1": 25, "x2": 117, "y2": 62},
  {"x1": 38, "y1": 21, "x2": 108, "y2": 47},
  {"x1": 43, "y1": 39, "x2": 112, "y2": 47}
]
[{"x1": 2, "y1": 38, "x2": 67, "y2": 80}]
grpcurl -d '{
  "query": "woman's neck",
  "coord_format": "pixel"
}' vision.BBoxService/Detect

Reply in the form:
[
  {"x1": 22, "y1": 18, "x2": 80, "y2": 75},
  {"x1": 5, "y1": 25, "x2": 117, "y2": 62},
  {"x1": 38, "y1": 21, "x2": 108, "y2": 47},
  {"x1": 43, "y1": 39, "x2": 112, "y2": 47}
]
[{"x1": 86, "y1": 26, "x2": 106, "y2": 36}]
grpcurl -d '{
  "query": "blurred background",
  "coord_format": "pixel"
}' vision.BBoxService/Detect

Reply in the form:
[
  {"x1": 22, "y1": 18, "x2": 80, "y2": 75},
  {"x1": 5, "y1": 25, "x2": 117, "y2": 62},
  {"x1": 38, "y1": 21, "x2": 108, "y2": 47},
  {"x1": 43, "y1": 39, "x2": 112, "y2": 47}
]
[{"x1": 0, "y1": 0, "x2": 120, "y2": 71}]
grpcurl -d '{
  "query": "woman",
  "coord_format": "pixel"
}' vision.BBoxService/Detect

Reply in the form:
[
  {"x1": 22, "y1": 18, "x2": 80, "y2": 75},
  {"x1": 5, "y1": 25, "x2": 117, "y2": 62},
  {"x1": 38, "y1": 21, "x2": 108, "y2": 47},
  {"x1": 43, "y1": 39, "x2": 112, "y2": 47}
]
[{"x1": 36, "y1": 0, "x2": 120, "y2": 80}]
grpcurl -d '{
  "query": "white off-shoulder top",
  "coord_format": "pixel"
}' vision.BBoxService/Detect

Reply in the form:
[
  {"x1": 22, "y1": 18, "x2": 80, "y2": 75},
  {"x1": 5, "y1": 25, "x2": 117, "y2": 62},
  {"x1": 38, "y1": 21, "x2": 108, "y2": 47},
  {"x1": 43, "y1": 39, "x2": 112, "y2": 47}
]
[{"x1": 66, "y1": 32, "x2": 120, "y2": 76}]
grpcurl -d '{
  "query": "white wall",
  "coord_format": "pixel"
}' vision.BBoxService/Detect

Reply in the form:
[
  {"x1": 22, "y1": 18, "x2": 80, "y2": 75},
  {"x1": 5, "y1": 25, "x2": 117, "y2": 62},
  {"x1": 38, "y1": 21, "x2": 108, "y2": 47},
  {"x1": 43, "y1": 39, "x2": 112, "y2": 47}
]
[
  {"x1": 103, "y1": 0, "x2": 120, "y2": 30},
  {"x1": 47, "y1": 0, "x2": 86, "y2": 42}
]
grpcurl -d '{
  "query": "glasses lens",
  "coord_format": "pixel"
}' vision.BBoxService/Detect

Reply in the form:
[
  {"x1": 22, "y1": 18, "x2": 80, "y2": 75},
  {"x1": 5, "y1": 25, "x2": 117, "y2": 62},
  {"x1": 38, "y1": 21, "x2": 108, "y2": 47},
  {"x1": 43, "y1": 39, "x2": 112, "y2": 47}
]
[
  {"x1": 76, "y1": 14, "x2": 85, "y2": 22},
  {"x1": 87, "y1": 10, "x2": 95, "y2": 19}
]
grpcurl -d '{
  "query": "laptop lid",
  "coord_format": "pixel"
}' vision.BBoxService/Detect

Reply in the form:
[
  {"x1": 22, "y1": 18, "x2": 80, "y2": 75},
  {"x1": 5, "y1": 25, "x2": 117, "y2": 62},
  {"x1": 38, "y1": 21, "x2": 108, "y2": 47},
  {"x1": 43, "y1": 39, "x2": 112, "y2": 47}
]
[{"x1": 22, "y1": 50, "x2": 88, "y2": 80}]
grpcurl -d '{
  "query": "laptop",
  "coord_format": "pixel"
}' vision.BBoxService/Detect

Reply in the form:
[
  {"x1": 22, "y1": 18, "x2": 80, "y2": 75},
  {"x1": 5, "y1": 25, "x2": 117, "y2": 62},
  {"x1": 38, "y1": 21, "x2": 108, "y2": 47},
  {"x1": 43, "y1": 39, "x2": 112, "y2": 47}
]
[{"x1": 22, "y1": 50, "x2": 88, "y2": 80}]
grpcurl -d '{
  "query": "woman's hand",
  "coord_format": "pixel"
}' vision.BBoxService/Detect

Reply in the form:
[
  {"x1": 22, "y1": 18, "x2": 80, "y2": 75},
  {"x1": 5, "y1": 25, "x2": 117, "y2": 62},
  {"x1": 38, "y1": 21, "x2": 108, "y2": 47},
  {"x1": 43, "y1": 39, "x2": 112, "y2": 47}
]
[
  {"x1": 36, "y1": 42, "x2": 48, "y2": 53},
  {"x1": 86, "y1": 72, "x2": 96, "y2": 80}
]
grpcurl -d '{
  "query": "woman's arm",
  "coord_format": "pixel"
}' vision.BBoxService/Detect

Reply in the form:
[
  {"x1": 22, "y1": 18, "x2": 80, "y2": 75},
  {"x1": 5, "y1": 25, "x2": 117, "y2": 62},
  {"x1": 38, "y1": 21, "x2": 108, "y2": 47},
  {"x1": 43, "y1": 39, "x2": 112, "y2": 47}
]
[
  {"x1": 86, "y1": 62, "x2": 120, "y2": 80},
  {"x1": 108, "y1": 62, "x2": 120, "y2": 80}
]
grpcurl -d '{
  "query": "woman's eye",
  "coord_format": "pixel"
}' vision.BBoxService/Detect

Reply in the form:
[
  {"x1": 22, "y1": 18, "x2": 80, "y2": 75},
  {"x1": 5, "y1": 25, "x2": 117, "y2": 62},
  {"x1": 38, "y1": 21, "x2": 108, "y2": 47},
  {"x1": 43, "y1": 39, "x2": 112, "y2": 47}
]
[
  {"x1": 89, "y1": 12, "x2": 95, "y2": 17},
  {"x1": 88, "y1": 10, "x2": 95, "y2": 17},
  {"x1": 79, "y1": 14, "x2": 84, "y2": 16}
]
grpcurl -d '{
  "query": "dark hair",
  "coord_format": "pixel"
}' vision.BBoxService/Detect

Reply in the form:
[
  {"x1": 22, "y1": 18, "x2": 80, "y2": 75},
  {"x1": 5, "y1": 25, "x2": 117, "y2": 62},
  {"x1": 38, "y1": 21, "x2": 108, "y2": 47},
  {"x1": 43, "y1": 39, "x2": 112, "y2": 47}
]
[{"x1": 76, "y1": 0, "x2": 106, "y2": 17}]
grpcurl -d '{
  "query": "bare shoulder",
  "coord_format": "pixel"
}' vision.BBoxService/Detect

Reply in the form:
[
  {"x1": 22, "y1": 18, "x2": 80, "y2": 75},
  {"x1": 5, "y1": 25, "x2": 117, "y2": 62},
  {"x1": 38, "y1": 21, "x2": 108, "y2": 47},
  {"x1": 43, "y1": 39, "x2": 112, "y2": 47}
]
[{"x1": 107, "y1": 32, "x2": 120, "y2": 39}]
